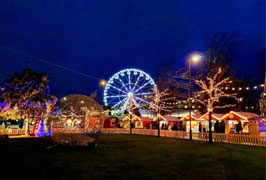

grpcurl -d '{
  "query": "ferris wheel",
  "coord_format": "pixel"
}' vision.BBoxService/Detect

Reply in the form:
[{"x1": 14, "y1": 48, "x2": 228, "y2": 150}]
[{"x1": 103, "y1": 68, "x2": 157, "y2": 111}]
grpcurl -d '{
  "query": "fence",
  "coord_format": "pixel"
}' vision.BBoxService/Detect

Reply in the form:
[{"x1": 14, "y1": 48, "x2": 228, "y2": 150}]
[
  {"x1": 101, "y1": 128, "x2": 266, "y2": 147},
  {"x1": 1, "y1": 127, "x2": 266, "y2": 147},
  {"x1": 0, "y1": 128, "x2": 33, "y2": 135}
]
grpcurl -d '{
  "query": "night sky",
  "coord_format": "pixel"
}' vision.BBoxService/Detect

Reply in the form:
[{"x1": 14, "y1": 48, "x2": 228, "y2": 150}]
[{"x1": 0, "y1": 0, "x2": 265, "y2": 100}]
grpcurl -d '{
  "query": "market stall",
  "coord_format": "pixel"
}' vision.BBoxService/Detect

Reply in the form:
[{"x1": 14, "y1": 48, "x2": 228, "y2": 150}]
[
  {"x1": 199, "y1": 113, "x2": 226, "y2": 132},
  {"x1": 221, "y1": 111, "x2": 259, "y2": 134},
  {"x1": 180, "y1": 114, "x2": 202, "y2": 132}
]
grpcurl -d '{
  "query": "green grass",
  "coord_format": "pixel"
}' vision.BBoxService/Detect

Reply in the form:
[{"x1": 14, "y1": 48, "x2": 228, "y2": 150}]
[{"x1": 0, "y1": 134, "x2": 265, "y2": 180}]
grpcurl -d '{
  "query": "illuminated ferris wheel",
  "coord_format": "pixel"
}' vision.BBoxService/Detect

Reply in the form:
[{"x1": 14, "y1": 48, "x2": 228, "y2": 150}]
[{"x1": 103, "y1": 68, "x2": 157, "y2": 111}]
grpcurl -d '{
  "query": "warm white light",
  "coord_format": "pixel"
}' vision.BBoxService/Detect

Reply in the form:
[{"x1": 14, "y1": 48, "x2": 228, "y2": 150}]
[
  {"x1": 191, "y1": 54, "x2": 201, "y2": 63},
  {"x1": 100, "y1": 80, "x2": 107, "y2": 87}
]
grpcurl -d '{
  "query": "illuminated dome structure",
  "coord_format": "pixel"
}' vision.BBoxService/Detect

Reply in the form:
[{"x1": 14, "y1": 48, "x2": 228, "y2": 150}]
[{"x1": 103, "y1": 68, "x2": 157, "y2": 111}]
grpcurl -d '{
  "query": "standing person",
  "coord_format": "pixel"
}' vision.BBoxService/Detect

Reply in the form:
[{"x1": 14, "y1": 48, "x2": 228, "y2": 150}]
[
  {"x1": 131, "y1": 122, "x2": 135, "y2": 129},
  {"x1": 236, "y1": 121, "x2": 242, "y2": 134},
  {"x1": 218, "y1": 122, "x2": 222, "y2": 133},
  {"x1": 214, "y1": 120, "x2": 219, "y2": 133},
  {"x1": 198, "y1": 122, "x2": 202, "y2": 132},
  {"x1": 221, "y1": 121, "x2": 225, "y2": 133},
  {"x1": 165, "y1": 123, "x2": 168, "y2": 131},
  {"x1": 172, "y1": 122, "x2": 178, "y2": 131}
]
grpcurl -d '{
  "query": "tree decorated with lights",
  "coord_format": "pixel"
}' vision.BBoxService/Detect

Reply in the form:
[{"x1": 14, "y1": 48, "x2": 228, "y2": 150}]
[
  {"x1": 1, "y1": 69, "x2": 58, "y2": 135},
  {"x1": 194, "y1": 67, "x2": 238, "y2": 144},
  {"x1": 146, "y1": 88, "x2": 174, "y2": 137}
]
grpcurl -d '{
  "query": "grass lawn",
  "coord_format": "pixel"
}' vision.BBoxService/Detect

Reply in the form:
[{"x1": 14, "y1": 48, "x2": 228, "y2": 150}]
[{"x1": 0, "y1": 134, "x2": 265, "y2": 180}]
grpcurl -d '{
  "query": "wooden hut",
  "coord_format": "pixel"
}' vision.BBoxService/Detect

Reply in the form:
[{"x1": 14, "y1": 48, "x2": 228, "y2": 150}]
[
  {"x1": 153, "y1": 115, "x2": 181, "y2": 130},
  {"x1": 221, "y1": 111, "x2": 259, "y2": 134},
  {"x1": 180, "y1": 114, "x2": 202, "y2": 132},
  {"x1": 122, "y1": 115, "x2": 153, "y2": 129},
  {"x1": 198, "y1": 113, "x2": 226, "y2": 132}
]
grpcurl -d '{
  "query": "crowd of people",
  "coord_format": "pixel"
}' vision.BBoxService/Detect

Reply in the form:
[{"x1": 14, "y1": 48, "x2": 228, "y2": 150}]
[
  {"x1": 199, "y1": 120, "x2": 226, "y2": 133},
  {"x1": 198, "y1": 120, "x2": 243, "y2": 134}
]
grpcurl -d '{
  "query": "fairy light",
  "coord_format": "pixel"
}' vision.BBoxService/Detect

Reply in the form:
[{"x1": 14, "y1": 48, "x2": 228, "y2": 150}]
[
  {"x1": 147, "y1": 88, "x2": 174, "y2": 115},
  {"x1": 194, "y1": 68, "x2": 238, "y2": 112},
  {"x1": 213, "y1": 83, "x2": 264, "y2": 92}
]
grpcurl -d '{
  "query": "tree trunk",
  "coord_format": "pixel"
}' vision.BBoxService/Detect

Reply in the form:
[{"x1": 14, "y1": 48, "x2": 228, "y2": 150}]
[
  {"x1": 25, "y1": 119, "x2": 28, "y2": 136},
  {"x1": 157, "y1": 117, "x2": 160, "y2": 137},
  {"x1": 208, "y1": 111, "x2": 213, "y2": 144},
  {"x1": 25, "y1": 112, "x2": 30, "y2": 136}
]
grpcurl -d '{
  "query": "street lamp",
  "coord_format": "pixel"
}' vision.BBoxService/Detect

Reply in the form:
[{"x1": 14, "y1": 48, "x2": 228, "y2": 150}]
[
  {"x1": 188, "y1": 54, "x2": 201, "y2": 140},
  {"x1": 99, "y1": 80, "x2": 107, "y2": 87}
]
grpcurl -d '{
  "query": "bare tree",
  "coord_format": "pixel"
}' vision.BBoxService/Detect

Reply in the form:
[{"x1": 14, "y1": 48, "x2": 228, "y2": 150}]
[{"x1": 201, "y1": 31, "x2": 240, "y2": 77}]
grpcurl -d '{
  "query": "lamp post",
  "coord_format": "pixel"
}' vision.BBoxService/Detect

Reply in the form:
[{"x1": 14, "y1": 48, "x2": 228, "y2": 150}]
[{"x1": 188, "y1": 54, "x2": 201, "y2": 140}]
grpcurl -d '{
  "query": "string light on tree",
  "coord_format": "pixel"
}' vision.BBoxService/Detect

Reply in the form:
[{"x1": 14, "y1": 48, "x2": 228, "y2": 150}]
[
  {"x1": 194, "y1": 67, "x2": 238, "y2": 144},
  {"x1": 146, "y1": 88, "x2": 175, "y2": 137}
]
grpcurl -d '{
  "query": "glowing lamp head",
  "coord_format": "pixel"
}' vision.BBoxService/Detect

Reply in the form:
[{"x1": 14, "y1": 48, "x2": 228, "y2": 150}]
[
  {"x1": 128, "y1": 92, "x2": 133, "y2": 98},
  {"x1": 100, "y1": 80, "x2": 107, "y2": 87},
  {"x1": 191, "y1": 54, "x2": 201, "y2": 63}
]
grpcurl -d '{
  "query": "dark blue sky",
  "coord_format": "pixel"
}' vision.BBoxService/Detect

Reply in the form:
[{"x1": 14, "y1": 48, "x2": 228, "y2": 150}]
[{"x1": 0, "y1": 0, "x2": 265, "y2": 99}]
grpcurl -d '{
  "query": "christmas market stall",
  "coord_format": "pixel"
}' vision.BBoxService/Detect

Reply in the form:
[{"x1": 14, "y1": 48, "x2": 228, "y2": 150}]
[
  {"x1": 121, "y1": 115, "x2": 152, "y2": 129},
  {"x1": 180, "y1": 114, "x2": 202, "y2": 132},
  {"x1": 221, "y1": 111, "x2": 259, "y2": 134},
  {"x1": 153, "y1": 115, "x2": 181, "y2": 130},
  {"x1": 248, "y1": 117, "x2": 266, "y2": 136},
  {"x1": 199, "y1": 113, "x2": 226, "y2": 133},
  {"x1": 103, "y1": 117, "x2": 118, "y2": 128}
]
